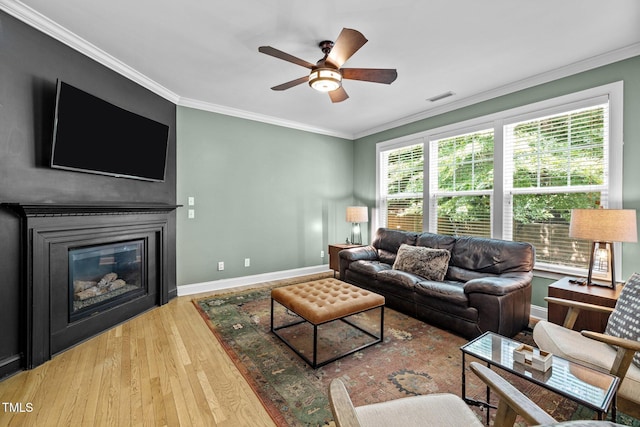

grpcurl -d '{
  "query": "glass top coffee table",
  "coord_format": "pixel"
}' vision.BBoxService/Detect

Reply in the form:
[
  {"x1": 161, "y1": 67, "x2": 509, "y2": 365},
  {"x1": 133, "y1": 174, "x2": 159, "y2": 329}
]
[{"x1": 461, "y1": 332, "x2": 619, "y2": 424}]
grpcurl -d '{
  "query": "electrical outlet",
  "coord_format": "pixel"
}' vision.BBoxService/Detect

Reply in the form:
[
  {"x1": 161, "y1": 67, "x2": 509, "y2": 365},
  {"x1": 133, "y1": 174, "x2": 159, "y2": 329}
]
[
  {"x1": 320, "y1": 250, "x2": 325, "y2": 258},
  {"x1": 188, "y1": 209, "x2": 195, "y2": 219},
  {"x1": 188, "y1": 196, "x2": 195, "y2": 206},
  {"x1": 217, "y1": 261, "x2": 224, "y2": 271},
  {"x1": 244, "y1": 258, "x2": 250, "y2": 267}
]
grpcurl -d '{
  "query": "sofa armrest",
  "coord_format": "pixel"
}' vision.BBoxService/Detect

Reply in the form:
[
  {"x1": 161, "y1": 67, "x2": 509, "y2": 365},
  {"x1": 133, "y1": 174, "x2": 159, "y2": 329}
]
[
  {"x1": 466, "y1": 272, "x2": 533, "y2": 336},
  {"x1": 339, "y1": 245, "x2": 378, "y2": 262},
  {"x1": 464, "y1": 272, "x2": 533, "y2": 296},
  {"x1": 339, "y1": 246, "x2": 379, "y2": 278}
]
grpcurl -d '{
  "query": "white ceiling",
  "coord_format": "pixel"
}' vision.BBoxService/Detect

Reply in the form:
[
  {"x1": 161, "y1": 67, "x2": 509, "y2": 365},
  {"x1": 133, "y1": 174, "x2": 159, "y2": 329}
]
[{"x1": 3, "y1": 0, "x2": 640, "y2": 139}]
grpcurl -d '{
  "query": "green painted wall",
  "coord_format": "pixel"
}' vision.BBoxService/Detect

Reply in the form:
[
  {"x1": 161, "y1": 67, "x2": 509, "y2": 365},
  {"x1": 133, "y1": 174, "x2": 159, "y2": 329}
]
[
  {"x1": 176, "y1": 107, "x2": 354, "y2": 286},
  {"x1": 354, "y1": 55, "x2": 640, "y2": 308},
  {"x1": 176, "y1": 56, "x2": 640, "y2": 304}
]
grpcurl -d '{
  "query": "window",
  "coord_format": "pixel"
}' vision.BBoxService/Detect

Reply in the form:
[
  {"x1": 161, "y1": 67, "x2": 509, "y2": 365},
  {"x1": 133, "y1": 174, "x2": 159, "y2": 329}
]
[
  {"x1": 431, "y1": 129, "x2": 494, "y2": 237},
  {"x1": 504, "y1": 105, "x2": 609, "y2": 271},
  {"x1": 379, "y1": 141, "x2": 424, "y2": 232},
  {"x1": 376, "y1": 82, "x2": 623, "y2": 277}
]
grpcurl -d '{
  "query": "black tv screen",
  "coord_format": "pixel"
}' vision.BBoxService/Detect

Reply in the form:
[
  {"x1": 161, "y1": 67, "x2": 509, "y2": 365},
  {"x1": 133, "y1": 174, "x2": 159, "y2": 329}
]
[{"x1": 51, "y1": 80, "x2": 170, "y2": 182}]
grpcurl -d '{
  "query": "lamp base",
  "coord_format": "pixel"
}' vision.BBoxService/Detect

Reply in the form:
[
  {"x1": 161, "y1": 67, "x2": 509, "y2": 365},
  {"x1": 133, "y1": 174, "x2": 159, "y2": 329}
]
[
  {"x1": 350, "y1": 223, "x2": 362, "y2": 245},
  {"x1": 569, "y1": 277, "x2": 615, "y2": 288},
  {"x1": 586, "y1": 241, "x2": 616, "y2": 290},
  {"x1": 587, "y1": 281, "x2": 616, "y2": 289}
]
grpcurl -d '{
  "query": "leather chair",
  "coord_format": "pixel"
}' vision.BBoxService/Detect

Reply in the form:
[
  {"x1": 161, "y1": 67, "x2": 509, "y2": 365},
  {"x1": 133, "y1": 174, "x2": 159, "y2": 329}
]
[
  {"x1": 329, "y1": 362, "x2": 622, "y2": 427},
  {"x1": 533, "y1": 274, "x2": 640, "y2": 420}
]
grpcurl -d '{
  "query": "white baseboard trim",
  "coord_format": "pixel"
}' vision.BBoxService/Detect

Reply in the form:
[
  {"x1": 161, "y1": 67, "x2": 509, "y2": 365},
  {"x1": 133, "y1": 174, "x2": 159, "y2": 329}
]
[
  {"x1": 177, "y1": 265, "x2": 332, "y2": 296},
  {"x1": 530, "y1": 304, "x2": 548, "y2": 323},
  {"x1": 179, "y1": 272, "x2": 552, "y2": 326}
]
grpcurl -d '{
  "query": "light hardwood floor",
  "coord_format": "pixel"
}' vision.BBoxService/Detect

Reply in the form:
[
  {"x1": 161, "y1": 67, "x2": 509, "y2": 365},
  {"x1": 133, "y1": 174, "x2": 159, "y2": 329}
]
[{"x1": 0, "y1": 290, "x2": 280, "y2": 426}]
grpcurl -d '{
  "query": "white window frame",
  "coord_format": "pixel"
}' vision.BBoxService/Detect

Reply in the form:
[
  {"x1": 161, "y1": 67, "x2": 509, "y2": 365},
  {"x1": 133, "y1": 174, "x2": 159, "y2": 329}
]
[
  {"x1": 376, "y1": 81, "x2": 624, "y2": 277},
  {"x1": 375, "y1": 137, "x2": 426, "y2": 233},
  {"x1": 428, "y1": 126, "x2": 496, "y2": 237}
]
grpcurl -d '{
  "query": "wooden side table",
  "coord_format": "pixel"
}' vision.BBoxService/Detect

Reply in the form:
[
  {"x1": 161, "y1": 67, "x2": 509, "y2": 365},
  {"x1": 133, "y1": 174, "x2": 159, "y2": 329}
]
[
  {"x1": 547, "y1": 277, "x2": 622, "y2": 333},
  {"x1": 328, "y1": 244, "x2": 362, "y2": 277}
]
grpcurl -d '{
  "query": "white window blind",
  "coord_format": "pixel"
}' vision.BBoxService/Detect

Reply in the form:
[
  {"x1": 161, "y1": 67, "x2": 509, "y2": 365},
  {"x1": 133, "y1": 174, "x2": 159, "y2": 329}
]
[
  {"x1": 503, "y1": 102, "x2": 609, "y2": 270},
  {"x1": 430, "y1": 129, "x2": 494, "y2": 237},
  {"x1": 376, "y1": 83, "x2": 622, "y2": 278},
  {"x1": 380, "y1": 142, "x2": 424, "y2": 232}
]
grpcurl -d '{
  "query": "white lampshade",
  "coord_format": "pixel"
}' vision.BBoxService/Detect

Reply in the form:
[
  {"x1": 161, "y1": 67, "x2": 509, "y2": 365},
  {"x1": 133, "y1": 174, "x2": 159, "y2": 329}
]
[
  {"x1": 569, "y1": 209, "x2": 637, "y2": 243},
  {"x1": 346, "y1": 206, "x2": 368, "y2": 223}
]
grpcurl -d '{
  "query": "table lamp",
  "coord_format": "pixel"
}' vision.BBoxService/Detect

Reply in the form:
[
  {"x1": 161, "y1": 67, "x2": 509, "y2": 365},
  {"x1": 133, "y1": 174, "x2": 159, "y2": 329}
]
[
  {"x1": 569, "y1": 208, "x2": 637, "y2": 288},
  {"x1": 346, "y1": 206, "x2": 368, "y2": 245}
]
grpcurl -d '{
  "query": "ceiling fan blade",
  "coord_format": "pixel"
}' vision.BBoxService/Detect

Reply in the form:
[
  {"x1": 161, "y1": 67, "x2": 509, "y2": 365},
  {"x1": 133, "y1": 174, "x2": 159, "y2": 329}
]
[
  {"x1": 342, "y1": 68, "x2": 398, "y2": 84},
  {"x1": 328, "y1": 86, "x2": 349, "y2": 103},
  {"x1": 327, "y1": 28, "x2": 368, "y2": 68},
  {"x1": 258, "y1": 46, "x2": 316, "y2": 69},
  {"x1": 271, "y1": 76, "x2": 309, "y2": 91}
]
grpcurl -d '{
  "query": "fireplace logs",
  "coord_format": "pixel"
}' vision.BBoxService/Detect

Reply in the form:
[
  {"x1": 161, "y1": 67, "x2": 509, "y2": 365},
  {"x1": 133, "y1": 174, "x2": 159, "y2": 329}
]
[
  {"x1": 74, "y1": 272, "x2": 129, "y2": 301},
  {"x1": 73, "y1": 274, "x2": 136, "y2": 327}
]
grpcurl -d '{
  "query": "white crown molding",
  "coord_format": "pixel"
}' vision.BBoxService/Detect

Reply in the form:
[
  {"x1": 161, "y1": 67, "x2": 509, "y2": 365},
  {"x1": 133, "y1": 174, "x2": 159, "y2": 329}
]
[
  {"x1": 3, "y1": 0, "x2": 639, "y2": 141},
  {"x1": 355, "y1": 42, "x2": 640, "y2": 139},
  {"x1": 1, "y1": 0, "x2": 351, "y2": 138},
  {"x1": 0, "y1": 0, "x2": 181, "y2": 104},
  {"x1": 178, "y1": 97, "x2": 353, "y2": 140}
]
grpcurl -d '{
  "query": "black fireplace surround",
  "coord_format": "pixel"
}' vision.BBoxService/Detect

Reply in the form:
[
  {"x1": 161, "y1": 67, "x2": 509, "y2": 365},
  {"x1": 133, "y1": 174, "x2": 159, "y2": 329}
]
[{"x1": 4, "y1": 203, "x2": 179, "y2": 369}]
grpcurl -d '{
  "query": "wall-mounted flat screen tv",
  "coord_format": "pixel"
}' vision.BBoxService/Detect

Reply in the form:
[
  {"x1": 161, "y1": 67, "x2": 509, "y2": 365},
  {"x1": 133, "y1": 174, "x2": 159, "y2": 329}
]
[{"x1": 51, "y1": 80, "x2": 170, "y2": 182}]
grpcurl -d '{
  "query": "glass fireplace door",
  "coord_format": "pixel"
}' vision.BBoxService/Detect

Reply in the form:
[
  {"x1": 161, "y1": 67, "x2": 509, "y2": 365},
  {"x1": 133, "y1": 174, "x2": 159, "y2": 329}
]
[{"x1": 69, "y1": 240, "x2": 146, "y2": 321}]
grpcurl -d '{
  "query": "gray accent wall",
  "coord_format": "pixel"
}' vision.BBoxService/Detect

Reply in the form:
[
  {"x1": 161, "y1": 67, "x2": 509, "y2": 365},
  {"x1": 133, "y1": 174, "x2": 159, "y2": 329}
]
[
  {"x1": 176, "y1": 107, "x2": 355, "y2": 286},
  {"x1": 0, "y1": 11, "x2": 177, "y2": 379},
  {"x1": 354, "y1": 55, "x2": 640, "y2": 308}
]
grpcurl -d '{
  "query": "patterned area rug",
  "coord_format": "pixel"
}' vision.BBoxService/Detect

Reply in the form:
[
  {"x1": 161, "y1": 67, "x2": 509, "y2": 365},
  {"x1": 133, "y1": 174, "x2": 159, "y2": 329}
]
[{"x1": 194, "y1": 278, "x2": 638, "y2": 426}]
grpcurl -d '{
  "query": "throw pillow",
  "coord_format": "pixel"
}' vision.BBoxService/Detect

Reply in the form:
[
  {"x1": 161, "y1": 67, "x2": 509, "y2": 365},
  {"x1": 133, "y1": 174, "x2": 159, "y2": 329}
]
[
  {"x1": 392, "y1": 244, "x2": 451, "y2": 281},
  {"x1": 604, "y1": 272, "x2": 640, "y2": 368}
]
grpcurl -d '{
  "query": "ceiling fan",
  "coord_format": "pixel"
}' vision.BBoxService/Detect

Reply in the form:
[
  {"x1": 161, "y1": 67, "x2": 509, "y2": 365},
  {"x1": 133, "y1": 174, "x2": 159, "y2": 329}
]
[{"x1": 258, "y1": 28, "x2": 397, "y2": 103}]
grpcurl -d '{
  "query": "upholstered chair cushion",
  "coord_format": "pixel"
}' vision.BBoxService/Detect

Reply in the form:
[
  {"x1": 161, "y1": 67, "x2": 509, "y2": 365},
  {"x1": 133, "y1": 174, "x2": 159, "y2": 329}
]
[
  {"x1": 604, "y1": 272, "x2": 640, "y2": 368},
  {"x1": 392, "y1": 244, "x2": 450, "y2": 281},
  {"x1": 355, "y1": 393, "x2": 482, "y2": 427},
  {"x1": 533, "y1": 320, "x2": 640, "y2": 409},
  {"x1": 329, "y1": 377, "x2": 483, "y2": 427}
]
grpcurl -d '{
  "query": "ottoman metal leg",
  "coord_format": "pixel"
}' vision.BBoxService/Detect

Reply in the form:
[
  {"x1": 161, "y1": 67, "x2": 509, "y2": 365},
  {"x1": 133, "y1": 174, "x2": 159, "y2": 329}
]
[{"x1": 271, "y1": 297, "x2": 384, "y2": 368}]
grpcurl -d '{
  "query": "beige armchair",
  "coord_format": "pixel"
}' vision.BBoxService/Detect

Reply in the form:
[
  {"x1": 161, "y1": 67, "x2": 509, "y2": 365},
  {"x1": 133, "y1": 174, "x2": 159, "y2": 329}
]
[
  {"x1": 533, "y1": 279, "x2": 640, "y2": 419},
  {"x1": 328, "y1": 361, "x2": 617, "y2": 427}
]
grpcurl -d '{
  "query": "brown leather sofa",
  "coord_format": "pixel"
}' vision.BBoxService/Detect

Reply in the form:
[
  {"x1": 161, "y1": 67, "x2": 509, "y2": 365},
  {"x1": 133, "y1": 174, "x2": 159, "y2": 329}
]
[{"x1": 339, "y1": 228, "x2": 535, "y2": 339}]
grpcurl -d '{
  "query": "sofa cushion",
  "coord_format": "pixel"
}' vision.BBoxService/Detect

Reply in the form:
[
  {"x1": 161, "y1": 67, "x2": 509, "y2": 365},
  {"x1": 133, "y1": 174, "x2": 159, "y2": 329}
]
[
  {"x1": 604, "y1": 272, "x2": 640, "y2": 369},
  {"x1": 392, "y1": 244, "x2": 451, "y2": 281},
  {"x1": 416, "y1": 232, "x2": 456, "y2": 252},
  {"x1": 377, "y1": 269, "x2": 423, "y2": 290},
  {"x1": 372, "y1": 228, "x2": 418, "y2": 265},
  {"x1": 414, "y1": 280, "x2": 468, "y2": 305},
  {"x1": 446, "y1": 265, "x2": 496, "y2": 282},
  {"x1": 349, "y1": 260, "x2": 392, "y2": 277},
  {"x1": 450, "y1": 237, "x2": 534, "y2": 274}
]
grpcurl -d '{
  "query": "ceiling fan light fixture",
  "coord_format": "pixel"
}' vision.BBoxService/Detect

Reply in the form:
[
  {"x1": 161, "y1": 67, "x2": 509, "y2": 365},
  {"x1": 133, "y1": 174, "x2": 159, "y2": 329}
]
[{"x1": 309, "y1": 68, "x2": 342, "y2": 92}]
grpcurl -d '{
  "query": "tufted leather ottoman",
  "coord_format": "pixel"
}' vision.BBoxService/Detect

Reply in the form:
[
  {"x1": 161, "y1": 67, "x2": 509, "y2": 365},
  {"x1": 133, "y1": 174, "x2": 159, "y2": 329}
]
[{"x1": 271, "y1": 278, "x2": 385, "y2": 368}]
